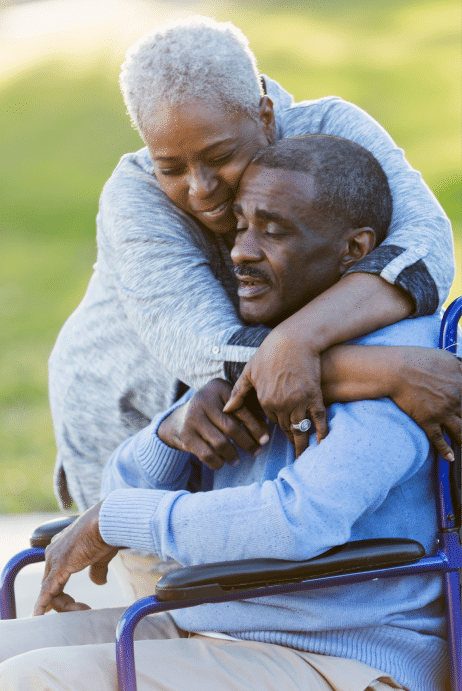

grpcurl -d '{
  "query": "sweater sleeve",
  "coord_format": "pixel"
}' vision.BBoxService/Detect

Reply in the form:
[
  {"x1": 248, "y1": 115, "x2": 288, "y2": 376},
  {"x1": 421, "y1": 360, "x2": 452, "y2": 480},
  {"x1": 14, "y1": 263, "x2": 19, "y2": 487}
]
[
  {"x1": 99, "y1": 396, "x2": 430, "y2": 564},
  {"x1": 96, "y1": 150, "x2": 269, "y2": 388},
  {"x1": 100, "y1": 390, "x2": 195, "y2": 497},
  {"x1": 281, "y1": 95, "x2": 455, "y2": 315}
]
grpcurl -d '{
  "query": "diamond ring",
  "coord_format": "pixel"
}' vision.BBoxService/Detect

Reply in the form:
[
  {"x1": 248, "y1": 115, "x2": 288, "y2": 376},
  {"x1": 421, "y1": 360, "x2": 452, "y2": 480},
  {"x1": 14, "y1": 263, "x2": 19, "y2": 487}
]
[{"x1": 291, "y1": 418, "x2": 311, "y2": 432}]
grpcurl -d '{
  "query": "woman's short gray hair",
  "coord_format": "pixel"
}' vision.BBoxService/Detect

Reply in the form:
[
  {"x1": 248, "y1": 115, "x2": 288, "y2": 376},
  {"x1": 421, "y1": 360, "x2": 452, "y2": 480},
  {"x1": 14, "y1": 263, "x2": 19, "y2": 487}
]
[{"x1": 120, "y1": 16, "x2": 263, "y2": 136}]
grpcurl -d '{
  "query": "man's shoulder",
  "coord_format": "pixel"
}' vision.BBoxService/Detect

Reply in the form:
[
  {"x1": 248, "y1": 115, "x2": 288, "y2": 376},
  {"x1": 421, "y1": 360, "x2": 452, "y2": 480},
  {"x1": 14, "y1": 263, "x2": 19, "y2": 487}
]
[{"x1": 347, "y1": 315, "x2": 441, "y2": 349}]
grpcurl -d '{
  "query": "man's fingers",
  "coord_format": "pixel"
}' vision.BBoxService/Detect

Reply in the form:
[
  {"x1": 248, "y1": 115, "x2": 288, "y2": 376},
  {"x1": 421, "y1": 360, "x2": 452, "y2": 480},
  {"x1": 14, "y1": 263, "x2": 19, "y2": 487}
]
[
  {"x1": 33, "y1": 571, "x2": 69, "y2": 616},
  {"x1": 232, "y1": 407, "x2": 269, "y2": 448},
  {"x1": 217, "y1": 414, "x2": 267, "y2": 456},
  {"x1": 89, "y1": 559, "x2": 111, "y2": 586},
  {"x1": 188, "y1": 437, "x2": 226, "y2": 470},
  {"x1": 41, "y1": 592, "x2": 91, "y2": 614},
  {"x1": 222, "y1": 373, "x2": 252, "y2": 413},
  {"x1": 201, "y1": 421, "x2": 242, "y2": 462}
]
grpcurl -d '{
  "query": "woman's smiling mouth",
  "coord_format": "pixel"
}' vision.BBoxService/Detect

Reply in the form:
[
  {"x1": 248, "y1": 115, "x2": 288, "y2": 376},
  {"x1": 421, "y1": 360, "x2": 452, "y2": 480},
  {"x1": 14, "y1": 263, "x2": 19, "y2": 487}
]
[{"x1": 196, "y1": 200, "x2": 231, "y2": 220}]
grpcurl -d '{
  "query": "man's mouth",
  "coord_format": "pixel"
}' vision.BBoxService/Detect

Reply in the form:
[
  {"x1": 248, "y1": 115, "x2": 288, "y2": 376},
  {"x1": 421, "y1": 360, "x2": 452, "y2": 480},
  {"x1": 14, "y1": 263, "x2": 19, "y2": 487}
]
[{"x1": 234, "y1": 267, "x2": 271, "y2": 299}]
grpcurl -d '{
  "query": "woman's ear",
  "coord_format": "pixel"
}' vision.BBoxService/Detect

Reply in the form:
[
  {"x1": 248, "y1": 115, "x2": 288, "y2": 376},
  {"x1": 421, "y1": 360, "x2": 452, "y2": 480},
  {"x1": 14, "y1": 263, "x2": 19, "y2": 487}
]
[
  {"x1": 258, "y1": 96, "x2": 277, "y2": 144},
  {"x1": 339, "y1": 228, "x2": 376, "y2": 275}
]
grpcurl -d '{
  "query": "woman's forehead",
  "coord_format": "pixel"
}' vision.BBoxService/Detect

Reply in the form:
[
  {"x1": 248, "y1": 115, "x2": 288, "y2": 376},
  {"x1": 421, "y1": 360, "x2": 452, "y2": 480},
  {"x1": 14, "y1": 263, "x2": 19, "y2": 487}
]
[{"x1": 143, "y1": 100, "x2": 256, "y2": 158}]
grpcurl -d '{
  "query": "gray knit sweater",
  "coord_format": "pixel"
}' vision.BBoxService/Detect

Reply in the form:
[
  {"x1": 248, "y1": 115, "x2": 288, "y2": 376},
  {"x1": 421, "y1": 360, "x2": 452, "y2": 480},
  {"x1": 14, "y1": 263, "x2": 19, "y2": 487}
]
[{"x1": 48, "y1": 76, "x2": 455, "y2": 510}]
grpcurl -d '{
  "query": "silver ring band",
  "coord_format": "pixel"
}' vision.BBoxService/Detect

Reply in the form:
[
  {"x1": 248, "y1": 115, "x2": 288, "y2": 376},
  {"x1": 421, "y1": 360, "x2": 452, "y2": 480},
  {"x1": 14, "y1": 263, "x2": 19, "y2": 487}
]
[{"x1": 291, "y1": 418, "x2": 311, "y2": 432}]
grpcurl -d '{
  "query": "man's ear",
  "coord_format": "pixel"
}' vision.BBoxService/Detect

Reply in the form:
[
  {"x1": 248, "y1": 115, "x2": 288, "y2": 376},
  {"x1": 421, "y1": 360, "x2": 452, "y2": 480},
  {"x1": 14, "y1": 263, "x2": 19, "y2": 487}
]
[
  {"x1": 339, "y1": 227, "x2": 376, "y2": 275},
  {"x1": 258, "y1": 96, "x2": 277, "y2": 144}
]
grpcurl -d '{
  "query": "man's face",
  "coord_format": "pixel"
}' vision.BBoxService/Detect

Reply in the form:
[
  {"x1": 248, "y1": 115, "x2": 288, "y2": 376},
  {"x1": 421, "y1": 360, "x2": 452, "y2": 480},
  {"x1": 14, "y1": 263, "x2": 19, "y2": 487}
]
[{"x1": 231, "y1": 164, "x2": 347, "y2": 326}]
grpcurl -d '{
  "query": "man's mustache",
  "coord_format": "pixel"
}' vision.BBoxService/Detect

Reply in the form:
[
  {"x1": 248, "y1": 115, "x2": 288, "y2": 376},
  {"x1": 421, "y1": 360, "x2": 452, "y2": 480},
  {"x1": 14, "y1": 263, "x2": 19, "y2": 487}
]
[{"x1": 233, "y1": 264, "x2": 271, "y2": 283}]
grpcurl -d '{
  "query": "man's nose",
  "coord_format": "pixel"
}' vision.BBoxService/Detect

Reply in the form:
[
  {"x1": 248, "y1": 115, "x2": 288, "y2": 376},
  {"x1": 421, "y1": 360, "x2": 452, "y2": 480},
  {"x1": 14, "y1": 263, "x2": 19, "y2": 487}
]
[
  {"x1": 188, "y1": 164, "x2": 218, "y2": 200},
  {"x1": 231, "y1": 228, "x2": 264, "y2": 264}
]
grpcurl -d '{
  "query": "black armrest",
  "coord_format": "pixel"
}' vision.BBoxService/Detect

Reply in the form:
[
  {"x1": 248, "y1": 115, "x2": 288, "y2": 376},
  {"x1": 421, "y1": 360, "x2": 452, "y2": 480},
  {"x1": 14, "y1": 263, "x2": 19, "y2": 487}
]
[
  {"x1": 155, "y1": 538, "x2": 424, "y2": 602},
  {"x1": 30, "y1": 516, "x2": 78, "y2": 548}
]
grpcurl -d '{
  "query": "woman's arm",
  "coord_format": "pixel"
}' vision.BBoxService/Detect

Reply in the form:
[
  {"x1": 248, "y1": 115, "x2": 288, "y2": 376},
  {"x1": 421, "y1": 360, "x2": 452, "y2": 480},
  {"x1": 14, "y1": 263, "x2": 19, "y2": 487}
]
[
  {"x1": 225, "y1": 86, "x2": 456, "y2": 454},
  {"x1": 225, "y1": 274, "x2": 413, "y2": 452},
  {"x1": 279, "y1": 89, "x2": 455, "y2": 313},
  {"x1": 321, "y1": 342, "x2": 462, "y2": 460},
  {"x1": 98, "y1": 150, "x2": 268, "y2": 389}
]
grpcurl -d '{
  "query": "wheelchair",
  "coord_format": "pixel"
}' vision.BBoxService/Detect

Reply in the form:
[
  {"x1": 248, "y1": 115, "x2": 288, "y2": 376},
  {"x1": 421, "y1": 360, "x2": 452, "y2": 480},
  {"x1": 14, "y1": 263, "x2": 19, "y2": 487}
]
[{"x1": 1, "y1": 296, "x2": 461, "y2": 691}]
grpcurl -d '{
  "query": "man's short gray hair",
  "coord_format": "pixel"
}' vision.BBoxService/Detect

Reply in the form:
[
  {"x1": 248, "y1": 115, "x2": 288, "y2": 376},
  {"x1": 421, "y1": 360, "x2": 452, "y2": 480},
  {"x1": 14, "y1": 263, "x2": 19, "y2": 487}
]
[
  {"x1": 251, "y1": 135, "x2": 393, "y2": 245},
  {"x1": 120, "y1": 16, "x2": 264, "y2": 136}
]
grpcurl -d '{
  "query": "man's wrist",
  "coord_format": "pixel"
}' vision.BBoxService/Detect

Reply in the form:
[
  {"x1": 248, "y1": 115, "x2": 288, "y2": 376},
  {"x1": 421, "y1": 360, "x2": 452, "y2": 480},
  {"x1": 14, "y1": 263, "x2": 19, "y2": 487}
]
[
  {"x1": 157, "y1": 415, "x2": 174, "y2": 447},
  {"x1": 157, "y1": 407, "x2": 183, "y2": 450}
]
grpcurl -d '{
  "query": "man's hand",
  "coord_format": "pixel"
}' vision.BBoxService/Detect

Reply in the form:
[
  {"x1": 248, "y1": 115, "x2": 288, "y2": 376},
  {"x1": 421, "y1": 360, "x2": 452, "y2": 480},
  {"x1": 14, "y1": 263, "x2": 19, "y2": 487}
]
[
  {"x1": 224, "y1": 331, "x2": 328, "y2": 457},
  {"x1": 33, "y1": 502, "x2": 119, "y2": 616},
  {"x1": 391, "y1": 348, "x2": 461, "y2": 461},
  {"x1": 158, "y1": 379, "x2": 269, "y2": 470}
]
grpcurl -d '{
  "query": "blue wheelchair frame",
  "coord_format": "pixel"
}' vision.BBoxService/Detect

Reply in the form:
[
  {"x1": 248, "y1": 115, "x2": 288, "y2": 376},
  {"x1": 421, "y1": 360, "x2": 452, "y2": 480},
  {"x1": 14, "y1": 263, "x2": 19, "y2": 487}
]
[{"x1": 1, "y1": 296, "x2": 461, "y2": 691}]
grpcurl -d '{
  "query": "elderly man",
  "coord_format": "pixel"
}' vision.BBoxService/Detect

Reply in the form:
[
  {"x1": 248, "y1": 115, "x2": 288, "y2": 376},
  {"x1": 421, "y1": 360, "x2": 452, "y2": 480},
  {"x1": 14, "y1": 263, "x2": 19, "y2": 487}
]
[{"x1": 0, "y1": 136, "x2": 448, "y2": 691}]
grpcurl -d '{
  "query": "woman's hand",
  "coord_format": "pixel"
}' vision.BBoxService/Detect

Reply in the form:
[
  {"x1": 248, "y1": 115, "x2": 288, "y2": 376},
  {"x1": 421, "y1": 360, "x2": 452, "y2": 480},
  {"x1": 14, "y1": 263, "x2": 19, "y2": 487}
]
[
  {"x1": 317, "y1": 343, "x2": 461, "y2": 461},
  {"x1": 224, "y1": 274, "x2": 413, "y2": 458},
  {"x1": 158, "y1": 379, "x2": 269, "y2": 470},
  {"x1": 224, "y1": 331, "x2": 328, "y2": 458},
  {"x1": 390, "y1": 348, "x2": 461, "y2": 460},
  {"x1": 33, "y1": 502, "x2": 118, "y2": 615}
]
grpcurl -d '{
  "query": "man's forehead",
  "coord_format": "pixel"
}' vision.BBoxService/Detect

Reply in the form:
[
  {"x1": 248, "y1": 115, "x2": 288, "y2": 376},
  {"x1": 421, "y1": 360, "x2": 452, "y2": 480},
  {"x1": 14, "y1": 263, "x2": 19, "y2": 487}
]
[{"x1": 236, "y1": 164, "x2": 316, "y2": 210}]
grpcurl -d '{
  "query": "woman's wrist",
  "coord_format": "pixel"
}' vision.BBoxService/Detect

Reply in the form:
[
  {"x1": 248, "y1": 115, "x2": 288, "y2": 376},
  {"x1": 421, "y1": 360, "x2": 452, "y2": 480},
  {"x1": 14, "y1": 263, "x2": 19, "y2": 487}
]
[
  {"x1": 320, "y1": 345, "x2": 401, "y2": 404},
  {"x1": 274, "y1": 273, "x2": 413, "y2": 353}
]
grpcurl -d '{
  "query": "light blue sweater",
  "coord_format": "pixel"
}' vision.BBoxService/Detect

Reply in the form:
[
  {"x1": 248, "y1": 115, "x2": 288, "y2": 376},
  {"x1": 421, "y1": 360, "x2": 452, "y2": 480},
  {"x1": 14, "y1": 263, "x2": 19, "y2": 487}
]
[
  {"x1": 49, "y1": 75, "x2": 454, "y2": 512},
  {"x1": 100, "y1": 314, "x2": 449, "y2": 691}
]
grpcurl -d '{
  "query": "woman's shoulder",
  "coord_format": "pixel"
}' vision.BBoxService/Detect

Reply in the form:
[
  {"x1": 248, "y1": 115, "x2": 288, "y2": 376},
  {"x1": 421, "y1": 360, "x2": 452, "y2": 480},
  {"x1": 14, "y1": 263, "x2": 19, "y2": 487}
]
[
  {"x1": 99, "y1": 147, "x2": 181, "y2": 219},
  {"x1": 105, "y1": 147, "x2": 159, "y2": 192}
]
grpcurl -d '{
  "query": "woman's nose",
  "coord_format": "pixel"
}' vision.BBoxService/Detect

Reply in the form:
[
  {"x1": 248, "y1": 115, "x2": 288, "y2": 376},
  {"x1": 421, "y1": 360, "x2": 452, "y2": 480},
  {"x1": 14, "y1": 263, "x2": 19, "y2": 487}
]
[
  {"x1": 231, "y1": 229, "x2": 263, "y2": 264},
  {"x1": 188, "y1": 165, "x2": 218, "y2": 200}
]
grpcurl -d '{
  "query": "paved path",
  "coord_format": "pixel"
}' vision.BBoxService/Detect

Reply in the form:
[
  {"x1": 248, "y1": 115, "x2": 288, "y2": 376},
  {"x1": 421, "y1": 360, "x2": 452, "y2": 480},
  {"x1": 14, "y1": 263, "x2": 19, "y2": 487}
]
[{"x1": 0, "y1": 513, "x2": 128, "y2": 618}]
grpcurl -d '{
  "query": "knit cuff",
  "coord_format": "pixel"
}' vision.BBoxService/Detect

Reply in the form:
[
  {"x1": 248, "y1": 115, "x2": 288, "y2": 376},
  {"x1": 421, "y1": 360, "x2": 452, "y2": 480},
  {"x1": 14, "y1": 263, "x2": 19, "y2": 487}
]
[
  {"x1": 100, "y1": 488, "x2": 167, "y2": 551},
  {"x1": 138, "y1": 410, "x2": 191, "y2": 487}
]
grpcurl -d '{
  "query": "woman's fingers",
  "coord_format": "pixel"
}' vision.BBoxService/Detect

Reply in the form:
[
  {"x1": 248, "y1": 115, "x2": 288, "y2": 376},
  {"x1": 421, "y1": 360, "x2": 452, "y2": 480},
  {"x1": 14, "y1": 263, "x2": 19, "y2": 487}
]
[
  {"x1": 226, "y1": 344, "x2": 330, "y2": 452},
  {"x1": 444, "y1": 414, "x2": 462, "y2": 446},
  {"x1": 425, "y1": 425, "x2": 454, "y2": 462}
]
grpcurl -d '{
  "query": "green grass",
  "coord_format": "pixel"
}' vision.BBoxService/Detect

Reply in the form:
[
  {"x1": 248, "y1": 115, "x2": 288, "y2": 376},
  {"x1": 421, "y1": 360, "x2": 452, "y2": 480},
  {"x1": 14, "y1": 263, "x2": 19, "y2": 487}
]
[{"x1": 0, "y1": 0, "x2": 460, "y2": 512}]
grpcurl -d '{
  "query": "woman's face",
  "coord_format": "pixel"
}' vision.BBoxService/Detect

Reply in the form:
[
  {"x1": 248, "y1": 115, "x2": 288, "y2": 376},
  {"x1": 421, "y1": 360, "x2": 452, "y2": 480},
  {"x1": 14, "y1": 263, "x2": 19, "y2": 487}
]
[{"x1": 144, "y1": 97, "x2": 276, "y2": 234}]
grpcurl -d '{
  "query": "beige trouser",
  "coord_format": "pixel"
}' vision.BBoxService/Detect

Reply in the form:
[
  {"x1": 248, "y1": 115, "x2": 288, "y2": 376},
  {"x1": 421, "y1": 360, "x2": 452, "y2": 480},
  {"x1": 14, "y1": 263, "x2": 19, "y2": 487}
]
[
  {"x1": 109, "y1": 550, "x2": 179, "y2": 601},
  {"x1": 0, "y1": 606, "x2": 404, "y2": 691}
]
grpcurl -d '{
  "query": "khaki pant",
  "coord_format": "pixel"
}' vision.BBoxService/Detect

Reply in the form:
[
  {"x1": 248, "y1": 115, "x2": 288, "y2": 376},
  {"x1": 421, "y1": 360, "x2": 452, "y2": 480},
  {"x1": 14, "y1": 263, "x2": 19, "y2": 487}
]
[
  {"x1": 0, "y1": 606, "x2": 404, "y2": 691},
  {"x1": 109, "y1": 549, "x2": 180, "y2": 601}
]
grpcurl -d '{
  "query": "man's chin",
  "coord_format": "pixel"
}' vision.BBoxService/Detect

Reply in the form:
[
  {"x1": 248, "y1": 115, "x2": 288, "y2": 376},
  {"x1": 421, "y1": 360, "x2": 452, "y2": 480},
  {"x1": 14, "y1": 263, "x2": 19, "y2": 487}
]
[{"x1": 239, "y1": 301, "x2": 280, "y2": 327}]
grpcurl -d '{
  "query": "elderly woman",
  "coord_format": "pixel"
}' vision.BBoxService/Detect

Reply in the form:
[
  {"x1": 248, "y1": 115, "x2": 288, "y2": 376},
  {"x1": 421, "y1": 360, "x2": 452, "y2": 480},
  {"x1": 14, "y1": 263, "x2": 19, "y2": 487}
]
[{"x1": 48, "y1": 17, "x2": 460, "y2": 591}]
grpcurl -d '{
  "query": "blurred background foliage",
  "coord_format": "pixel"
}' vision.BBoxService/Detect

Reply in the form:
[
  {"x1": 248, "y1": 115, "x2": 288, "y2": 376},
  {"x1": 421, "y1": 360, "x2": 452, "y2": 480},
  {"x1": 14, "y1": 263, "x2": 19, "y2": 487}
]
[{"x1": 1, "y1": 0, "x2": 460, "y2": 512}]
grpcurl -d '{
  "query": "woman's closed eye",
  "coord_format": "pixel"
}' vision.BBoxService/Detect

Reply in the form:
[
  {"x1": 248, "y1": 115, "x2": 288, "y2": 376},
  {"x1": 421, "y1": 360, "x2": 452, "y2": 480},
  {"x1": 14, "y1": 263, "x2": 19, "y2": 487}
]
[
  {"x1": 159, "y1": 166, "x2": 184, "y2": 177},
  {"x1": 208, "y1": 151, "x2": 234, "y2": 165}
]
